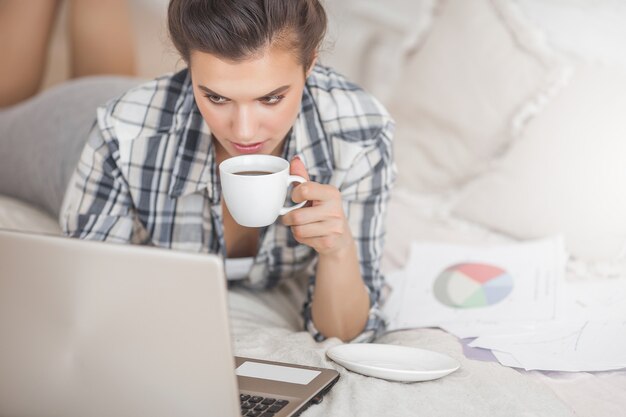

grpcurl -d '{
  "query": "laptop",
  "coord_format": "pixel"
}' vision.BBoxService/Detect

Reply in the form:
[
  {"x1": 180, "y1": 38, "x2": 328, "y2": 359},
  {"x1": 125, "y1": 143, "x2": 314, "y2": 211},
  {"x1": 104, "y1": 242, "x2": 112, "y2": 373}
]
[{"x1": 0, "y1": 229, "x2": 339, "y2": 417}]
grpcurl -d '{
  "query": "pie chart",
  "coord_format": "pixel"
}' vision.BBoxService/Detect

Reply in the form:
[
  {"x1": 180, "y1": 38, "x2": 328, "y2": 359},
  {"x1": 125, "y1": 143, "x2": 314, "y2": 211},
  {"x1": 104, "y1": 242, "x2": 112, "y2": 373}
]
[{"x1": 433, "y1": 263, "x2": 513, "y2": 308}]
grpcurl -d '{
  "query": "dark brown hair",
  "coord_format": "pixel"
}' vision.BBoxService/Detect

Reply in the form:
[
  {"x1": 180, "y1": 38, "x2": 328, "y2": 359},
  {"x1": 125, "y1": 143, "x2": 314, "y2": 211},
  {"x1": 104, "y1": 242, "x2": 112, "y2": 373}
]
[{"x1": 168, "y1": 0, "x2": 327, "y2": 70}]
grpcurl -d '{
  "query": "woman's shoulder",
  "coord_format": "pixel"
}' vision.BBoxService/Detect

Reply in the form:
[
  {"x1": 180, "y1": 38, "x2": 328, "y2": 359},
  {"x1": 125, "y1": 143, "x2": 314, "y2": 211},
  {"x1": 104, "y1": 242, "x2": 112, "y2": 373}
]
[
  {"x1": 306, "y1": 65, "x2": 394, "y2": 146},
  {"x1": 97, "y1": 69, "x2": 194, "y2": 142}
]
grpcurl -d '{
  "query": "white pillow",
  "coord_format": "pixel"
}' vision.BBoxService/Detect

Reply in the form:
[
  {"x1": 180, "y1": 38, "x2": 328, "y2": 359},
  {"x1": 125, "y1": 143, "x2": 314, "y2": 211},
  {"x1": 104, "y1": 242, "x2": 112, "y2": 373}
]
[
  {"x1": 452, "y1": 64, "x2": 626, "y2": 261},
  {"x1": 321, "y1": 0, "x2": 435, "y2": 102},
  {"x1": 0, "y1": 195, "x2": 61, "y2": 235},
  {"x1": 388, "y1": 0, "x2": 568, "y2": 193},
  {"x1": 515, "y1": 0, "x2": 626, "y2": 68}
]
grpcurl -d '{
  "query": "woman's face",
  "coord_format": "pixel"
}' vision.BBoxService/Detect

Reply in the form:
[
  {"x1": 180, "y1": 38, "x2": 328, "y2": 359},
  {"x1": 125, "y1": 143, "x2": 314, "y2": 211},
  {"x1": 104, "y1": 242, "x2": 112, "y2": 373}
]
[{"x1": 189, "y1": 45, "x2": 309, "y2": 159}]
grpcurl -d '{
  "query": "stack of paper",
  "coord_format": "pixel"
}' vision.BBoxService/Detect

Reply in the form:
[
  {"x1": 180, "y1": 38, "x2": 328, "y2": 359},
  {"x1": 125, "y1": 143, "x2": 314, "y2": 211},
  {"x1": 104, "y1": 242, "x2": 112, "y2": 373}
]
[{"x1": 382, "y1": 237, "x2": 626, "y2": 372}]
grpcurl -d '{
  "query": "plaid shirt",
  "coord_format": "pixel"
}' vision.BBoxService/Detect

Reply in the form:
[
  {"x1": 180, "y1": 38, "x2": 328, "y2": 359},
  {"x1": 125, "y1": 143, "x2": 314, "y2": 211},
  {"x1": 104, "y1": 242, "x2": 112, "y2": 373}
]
[{"x1": 60, "y1": 66, "x2": 396, "y2": 342}]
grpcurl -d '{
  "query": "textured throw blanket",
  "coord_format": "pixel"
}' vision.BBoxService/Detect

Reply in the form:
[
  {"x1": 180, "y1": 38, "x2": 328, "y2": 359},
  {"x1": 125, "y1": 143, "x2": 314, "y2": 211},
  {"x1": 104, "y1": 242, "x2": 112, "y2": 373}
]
[{"x1": 227, "y1": 282, "x2": 575, "y2": 417}]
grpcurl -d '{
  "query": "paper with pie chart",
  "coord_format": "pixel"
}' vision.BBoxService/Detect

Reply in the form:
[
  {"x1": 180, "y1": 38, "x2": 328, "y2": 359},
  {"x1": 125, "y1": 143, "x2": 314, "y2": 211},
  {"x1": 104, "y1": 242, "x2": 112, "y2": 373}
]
[
  {"x1": 384, "y1": 237, "x2": 567, "y2": 330},
  {"x1": 433, "y1": 263, "x2": 514, "y2": 308}
]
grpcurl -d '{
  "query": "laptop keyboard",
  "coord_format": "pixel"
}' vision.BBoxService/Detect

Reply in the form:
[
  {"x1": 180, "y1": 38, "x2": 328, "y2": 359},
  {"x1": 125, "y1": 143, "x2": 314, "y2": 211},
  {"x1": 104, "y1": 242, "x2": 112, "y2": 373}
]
[{"x1": 240, "y1": 394, "x2": 289, "y2": 416}]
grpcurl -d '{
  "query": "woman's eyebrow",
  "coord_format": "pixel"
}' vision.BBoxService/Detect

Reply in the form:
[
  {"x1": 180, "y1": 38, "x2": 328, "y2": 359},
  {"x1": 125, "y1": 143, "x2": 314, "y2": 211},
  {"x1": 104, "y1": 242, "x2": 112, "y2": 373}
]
[
  {"x1": 197, "y1": 84, "x2": 291, "y2": 100},
  {"x1": 258, "y1": 85, "x2": 290, "y2": 98},
  {"x1": 198, "y1": 85, "x2": 229, "y2": 100}
]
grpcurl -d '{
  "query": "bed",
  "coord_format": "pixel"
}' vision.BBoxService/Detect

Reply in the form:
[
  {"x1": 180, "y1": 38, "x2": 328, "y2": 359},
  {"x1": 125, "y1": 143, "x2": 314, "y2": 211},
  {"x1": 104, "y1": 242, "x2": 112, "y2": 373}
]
[{"x1": 2, "y1": 188, "x2": 625, "y2": 417}]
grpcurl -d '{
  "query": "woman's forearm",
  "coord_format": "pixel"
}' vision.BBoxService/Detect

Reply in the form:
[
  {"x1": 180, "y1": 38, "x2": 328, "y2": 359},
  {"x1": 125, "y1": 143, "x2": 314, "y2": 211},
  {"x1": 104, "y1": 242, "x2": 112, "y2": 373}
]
[{"x1": 311, "y1": 240, "x2": 370, "y2": 342}]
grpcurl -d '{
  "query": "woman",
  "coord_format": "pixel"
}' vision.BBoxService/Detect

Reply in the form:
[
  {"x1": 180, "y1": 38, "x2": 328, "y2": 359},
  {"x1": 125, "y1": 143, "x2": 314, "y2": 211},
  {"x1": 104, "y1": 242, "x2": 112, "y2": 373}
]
[{"x1": 61, "y1": 0, "x2": 396, "y2": 343}]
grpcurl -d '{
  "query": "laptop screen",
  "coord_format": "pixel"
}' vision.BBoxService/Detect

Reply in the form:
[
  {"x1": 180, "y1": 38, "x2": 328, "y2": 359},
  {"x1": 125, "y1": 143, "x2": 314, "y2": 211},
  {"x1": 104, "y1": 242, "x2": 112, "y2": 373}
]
[{"x1": 0, "y1": 229, "x2": 240, "y2": 417}]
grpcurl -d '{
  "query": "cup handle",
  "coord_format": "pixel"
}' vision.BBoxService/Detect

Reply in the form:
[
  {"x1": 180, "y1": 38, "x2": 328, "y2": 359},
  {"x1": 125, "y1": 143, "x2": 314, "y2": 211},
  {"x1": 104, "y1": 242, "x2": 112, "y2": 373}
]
[{"x1": 279, "y1": 175, "x2": 308, "y2": 216}]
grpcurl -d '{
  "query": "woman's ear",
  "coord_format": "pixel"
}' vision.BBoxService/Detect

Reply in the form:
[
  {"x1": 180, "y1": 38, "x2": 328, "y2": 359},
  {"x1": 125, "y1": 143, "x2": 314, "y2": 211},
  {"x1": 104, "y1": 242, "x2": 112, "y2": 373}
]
[{"x1": 305, "y1": 54, "x2": 318, "y2": 77}]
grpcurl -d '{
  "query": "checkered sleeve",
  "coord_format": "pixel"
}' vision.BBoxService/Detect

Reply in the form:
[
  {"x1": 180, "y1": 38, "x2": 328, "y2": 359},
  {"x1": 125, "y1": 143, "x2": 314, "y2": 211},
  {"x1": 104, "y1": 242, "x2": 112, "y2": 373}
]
[
  {"x1": 303, "y1": 121, "x2": 397, "y2": 342},
  {"x1": 60, "y1": 124, "x2": 138, "y2": 243}
]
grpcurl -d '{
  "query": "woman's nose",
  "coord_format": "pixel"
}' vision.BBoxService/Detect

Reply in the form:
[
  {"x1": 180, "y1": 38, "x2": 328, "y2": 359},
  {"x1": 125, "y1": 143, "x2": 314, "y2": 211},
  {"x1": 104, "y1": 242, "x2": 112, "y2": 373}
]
[{"x1": 232, "y1": 105, "x2": 258, "y2": 142}]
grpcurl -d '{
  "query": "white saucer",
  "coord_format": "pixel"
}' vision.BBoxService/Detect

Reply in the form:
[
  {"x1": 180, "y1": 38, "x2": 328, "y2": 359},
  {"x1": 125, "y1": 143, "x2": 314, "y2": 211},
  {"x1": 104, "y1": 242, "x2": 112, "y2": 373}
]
[{"x1": 326, "y1": 343, "x2": 460, "y2": 383}]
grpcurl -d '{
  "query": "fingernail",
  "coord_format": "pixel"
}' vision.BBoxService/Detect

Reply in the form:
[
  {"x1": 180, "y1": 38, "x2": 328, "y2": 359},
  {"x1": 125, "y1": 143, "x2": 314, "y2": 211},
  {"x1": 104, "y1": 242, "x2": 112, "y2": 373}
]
[{"x1": 292, "y1": 155, "x2": 301, "y2": 162}]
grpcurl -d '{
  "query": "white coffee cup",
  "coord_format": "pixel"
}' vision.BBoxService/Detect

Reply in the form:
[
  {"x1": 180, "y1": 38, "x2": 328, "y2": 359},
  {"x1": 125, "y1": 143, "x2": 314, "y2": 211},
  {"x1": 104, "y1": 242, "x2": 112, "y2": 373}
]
[{"x1": 219, "y1": 155, "x2": 308, "y2": 227}]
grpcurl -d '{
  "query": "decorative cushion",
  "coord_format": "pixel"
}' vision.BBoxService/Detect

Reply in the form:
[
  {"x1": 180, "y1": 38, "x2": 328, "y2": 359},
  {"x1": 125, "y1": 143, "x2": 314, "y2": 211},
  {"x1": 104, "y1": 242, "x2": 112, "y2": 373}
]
[
  {"x1": 321, "y1": 0, "x2": 436, "y2": 102},
  {"x1": 452, "y1": 64, "x2": 626, "y2": 261},
  {"x1": 387, "y1": 0, "x2": 568, "y2": 193},
  {"x1": 515, "y1": 0, "x2": 626, "y2": 67}
]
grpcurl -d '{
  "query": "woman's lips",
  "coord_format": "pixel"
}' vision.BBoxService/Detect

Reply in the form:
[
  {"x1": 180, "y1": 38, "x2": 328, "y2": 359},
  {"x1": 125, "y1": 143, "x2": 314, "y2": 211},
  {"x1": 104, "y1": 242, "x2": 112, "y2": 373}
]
[{"x1": 231, "y1": 141, "x2": 265, "y2": 154}]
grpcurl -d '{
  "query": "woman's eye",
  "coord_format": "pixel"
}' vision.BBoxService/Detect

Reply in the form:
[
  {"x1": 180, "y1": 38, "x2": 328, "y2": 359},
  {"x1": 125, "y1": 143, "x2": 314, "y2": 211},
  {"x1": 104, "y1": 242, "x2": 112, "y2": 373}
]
[
  {"x1": 261, "y1": 95, "x2": 284, "y2": 105},
  {"x1": 205, "y1": 94, "x2": 228, "y2": 104}
]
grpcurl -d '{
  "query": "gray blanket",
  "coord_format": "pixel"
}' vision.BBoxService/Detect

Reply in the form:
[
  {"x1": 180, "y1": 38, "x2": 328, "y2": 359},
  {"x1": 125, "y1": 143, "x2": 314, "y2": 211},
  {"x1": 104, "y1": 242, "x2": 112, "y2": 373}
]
[{"x1": 0, "y1": 76, "x2": 142, "y2": 217}]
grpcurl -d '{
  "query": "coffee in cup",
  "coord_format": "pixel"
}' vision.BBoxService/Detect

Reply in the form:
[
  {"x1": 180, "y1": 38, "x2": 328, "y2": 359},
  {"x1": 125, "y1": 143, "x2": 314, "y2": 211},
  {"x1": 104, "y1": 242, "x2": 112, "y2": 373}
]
[{"x1": 234, "y1": 170, "x2": 273, "y2": 176}]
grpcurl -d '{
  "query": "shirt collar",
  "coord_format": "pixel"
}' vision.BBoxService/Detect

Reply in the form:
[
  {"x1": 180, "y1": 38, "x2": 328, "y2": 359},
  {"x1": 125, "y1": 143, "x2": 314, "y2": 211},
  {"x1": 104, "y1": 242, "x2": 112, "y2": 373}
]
[
  {"x1": 168, "y1": 79, "x2": 333, "y2": 201},
  {"x1": 283, "y1": 84, "x2": 333, "y2": 181},
  {"x1": 167, "y1": 98, "x2": 217, "y2": 201}
]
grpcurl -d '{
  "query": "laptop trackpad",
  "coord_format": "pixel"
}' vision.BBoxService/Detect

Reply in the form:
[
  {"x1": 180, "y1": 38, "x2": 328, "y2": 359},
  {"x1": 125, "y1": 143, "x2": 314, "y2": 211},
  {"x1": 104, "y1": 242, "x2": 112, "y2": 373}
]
[{"x1": 236, "y1": 361, "x2": 320, "y2": 385}]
